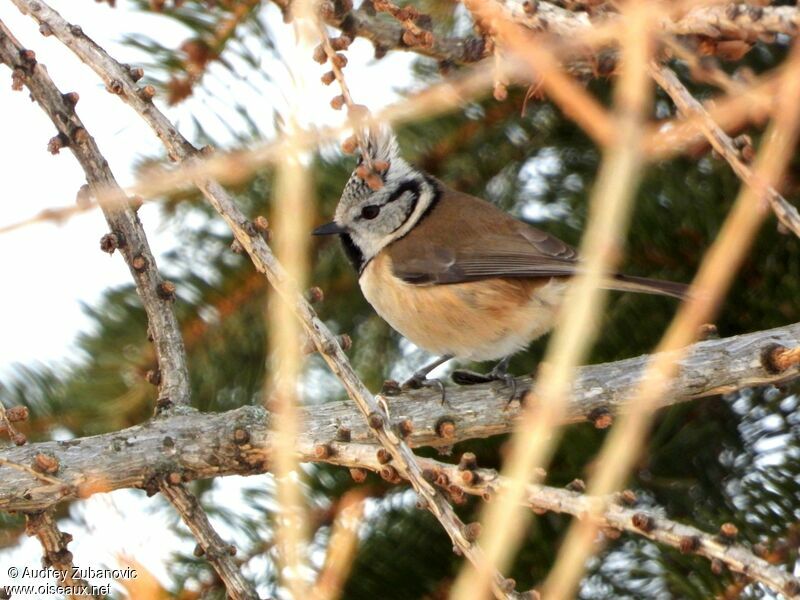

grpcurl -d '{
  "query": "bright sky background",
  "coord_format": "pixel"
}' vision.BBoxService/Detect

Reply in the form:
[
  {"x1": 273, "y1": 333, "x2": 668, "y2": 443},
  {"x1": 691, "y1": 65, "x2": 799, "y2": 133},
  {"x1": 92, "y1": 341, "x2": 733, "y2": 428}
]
[{"x1": 0, "y1": 1, "x2": 411, "y2": 596}]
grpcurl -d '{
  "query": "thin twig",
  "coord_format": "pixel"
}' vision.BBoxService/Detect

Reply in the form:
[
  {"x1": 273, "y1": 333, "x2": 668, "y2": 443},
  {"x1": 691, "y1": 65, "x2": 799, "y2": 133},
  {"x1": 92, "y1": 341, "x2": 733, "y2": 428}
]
[
  {"x1": 314, "y1": 20, "x2": 373, "y2": 169},
  {"x1": 25, "y1": 511, "x2": 98, "y2": 600},
  {"x1": 8, "y1": 2, "x2": 517, "y2": 596},
  {"x1": 159, "y1": 484, "x2": 259, "y2": 600},
  {"x1": 541, "y1": 40, "x2": 800, "y2": 600},
  {"x1": 310, "y1": 489, "x2": 367, "y2": 600},
  {"x1": 268, "y1": 0, "x2": 315, "y2": 594},
  {"x1": 650, "y1": 63, "x2": 800, "y2": 238},
  {"x1": 299, "y1": 441, "x2": 800, "y2": 597},
  {"x1": 449, "y1": 463, "x2": 799, "y2": 598},
  {"x1": 646, "y1": 69, "x2": 778, "y2": 160}
]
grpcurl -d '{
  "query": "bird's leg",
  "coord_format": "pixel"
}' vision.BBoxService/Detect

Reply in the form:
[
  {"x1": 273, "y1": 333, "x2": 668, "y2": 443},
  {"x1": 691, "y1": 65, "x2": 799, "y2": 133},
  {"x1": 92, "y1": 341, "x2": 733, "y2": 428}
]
[
  {"x1": 397, "y1": 354, "x2": 453, "y2": 406},
  {"x1": 451, "y1": 356, "x2": 518, "y2": 403}
]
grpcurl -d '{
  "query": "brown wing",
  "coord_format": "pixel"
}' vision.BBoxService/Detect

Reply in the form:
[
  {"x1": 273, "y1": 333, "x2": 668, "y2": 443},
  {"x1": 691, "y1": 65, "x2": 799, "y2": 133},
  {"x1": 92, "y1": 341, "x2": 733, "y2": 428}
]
[{"x1": 387, "y1": 186, "x2": 580, "y2": 285}]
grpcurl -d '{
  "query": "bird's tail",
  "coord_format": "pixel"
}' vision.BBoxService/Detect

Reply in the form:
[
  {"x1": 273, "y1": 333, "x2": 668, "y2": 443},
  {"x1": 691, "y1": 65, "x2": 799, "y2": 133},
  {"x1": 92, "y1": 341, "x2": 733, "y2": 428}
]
[{"x1": 606, "y1": 274, "x2": 688, "y2": 300}]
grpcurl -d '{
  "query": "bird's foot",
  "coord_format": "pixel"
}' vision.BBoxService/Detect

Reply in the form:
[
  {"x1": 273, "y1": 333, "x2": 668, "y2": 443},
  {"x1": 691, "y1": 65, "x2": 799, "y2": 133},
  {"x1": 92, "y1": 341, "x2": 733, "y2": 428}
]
[
  {"x1": 452, "y1": 359, "x2": 518, "y2": 405},
  {"x1": 400, "y1": 372, "x2": 449, "y2": 407}
]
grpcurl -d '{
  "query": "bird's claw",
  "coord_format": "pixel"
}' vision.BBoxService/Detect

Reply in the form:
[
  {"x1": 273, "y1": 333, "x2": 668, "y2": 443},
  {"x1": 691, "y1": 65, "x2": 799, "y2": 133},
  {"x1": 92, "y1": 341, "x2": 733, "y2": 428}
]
[
  {"x1": 452, "y1": 368, "x2": 518, "y2": 405},
  {"x1": 401, "y1": 373, "x2": 449, "y2": 407},
  {"x1": 451, "y1": 370, "x2": 494, "y2": 385}
]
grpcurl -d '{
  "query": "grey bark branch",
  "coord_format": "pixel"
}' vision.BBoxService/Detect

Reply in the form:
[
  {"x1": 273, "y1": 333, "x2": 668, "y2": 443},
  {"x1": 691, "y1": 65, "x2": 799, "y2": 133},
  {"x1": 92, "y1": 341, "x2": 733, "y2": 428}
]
[
  {"x1": 1, "y1": 321, "x2": 798, "y2": 513},
  {"x1": 159, "y1": 484, "x2": 259, "y2": 600},
  {"x1": 7, "y1": 2, "x2": 516, "y2": 597},
  {"x1": 24, "y1": 511, "x2": 98, "y2": 600},
  {"x1": 650, "y1": 63, "x2": 800, "y2": 238},
  {"x1": 316, "y1": 1, "x2": 800, "y2": 67},
  {"x1": 0, "y1": 17, "x2": 259, "y2": 600},
  {"x1": 0, "y1": 20, "x2": 190, "y2": 409},
  {"x1": 6, "y1": 434, "x2": 799, "y2": 596},
  {"x1": 413, "y1": 457, "x2": 800, "y2": 598}
]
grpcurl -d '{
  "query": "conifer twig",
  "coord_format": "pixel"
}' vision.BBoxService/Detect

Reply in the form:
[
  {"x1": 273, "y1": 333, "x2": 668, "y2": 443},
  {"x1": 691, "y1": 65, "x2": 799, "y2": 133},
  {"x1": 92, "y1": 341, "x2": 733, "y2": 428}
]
[
  {"x1": 319, "y1": 444, "x2": 800, "y2": 599},
  {"x1": 651, "y1": 63, "x2": 800, "y2": 238},
  {"x1": 25, "y1": 511, "x2": 98, "y2": 600},
  {"x1": 0, "y1": 19, "x2": 190, "y2": 410},
  {"x1": 159, "y1": 484, "x2": 259, "y2": 600}
]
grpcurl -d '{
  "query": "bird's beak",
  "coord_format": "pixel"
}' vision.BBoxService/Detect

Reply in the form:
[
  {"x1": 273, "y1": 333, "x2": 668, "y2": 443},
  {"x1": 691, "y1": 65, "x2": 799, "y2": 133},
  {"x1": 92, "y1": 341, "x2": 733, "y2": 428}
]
[{"x1": 312, "y1": 221, "x2": 348, "y2": 236}]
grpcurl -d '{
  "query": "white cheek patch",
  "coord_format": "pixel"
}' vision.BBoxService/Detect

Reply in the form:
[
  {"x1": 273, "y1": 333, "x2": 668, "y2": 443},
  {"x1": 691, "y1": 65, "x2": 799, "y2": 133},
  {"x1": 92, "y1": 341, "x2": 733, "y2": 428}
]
[{"x1": 379, "y1": 186, "x2": 433, "y2": 247}]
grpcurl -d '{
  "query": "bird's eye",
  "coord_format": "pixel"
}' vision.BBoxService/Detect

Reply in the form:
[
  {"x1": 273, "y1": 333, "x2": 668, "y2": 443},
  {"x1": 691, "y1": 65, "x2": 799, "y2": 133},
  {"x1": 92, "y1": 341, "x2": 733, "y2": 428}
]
[{"x1": 361, "y1": 205, "x2": 380, "y2": 220}]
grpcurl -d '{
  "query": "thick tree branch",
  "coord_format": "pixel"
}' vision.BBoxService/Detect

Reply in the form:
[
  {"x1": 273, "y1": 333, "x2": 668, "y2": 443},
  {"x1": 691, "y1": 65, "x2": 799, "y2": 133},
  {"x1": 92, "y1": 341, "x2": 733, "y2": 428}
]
[
  {"x1": 8, "y1": 2, "x2": 516, "y2": 596},
  {"x1": 670, "y1": 4, "x2": 800, "y2": 41},
  {"x1": 1, "y1": 321, "x2": 798, "y2": 513},
  {"x1": 8, "y1": 434, "x2": 799, "y2": 596},
  {"x1": 0, "y1": 19, "x2": 259, "y2": 600},
  {"x1": 315, "y1": 1, "x2": 800, "y2": 68},
  {"x1": 651, "y1": 63, "x2": 800, "y2": 238},
  {"x1": 318, "y1": 0, "x2": 486, "y2": 65}
]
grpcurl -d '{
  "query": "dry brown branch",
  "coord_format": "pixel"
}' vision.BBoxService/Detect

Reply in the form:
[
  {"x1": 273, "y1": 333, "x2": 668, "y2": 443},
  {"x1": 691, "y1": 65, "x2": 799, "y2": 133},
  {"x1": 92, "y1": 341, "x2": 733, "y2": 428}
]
[
  {"x1": 1, "y1": 320, "x2": 796, "y2": 508},
  {"x1": 452, "y1": 3, "x2": 654, "y2": 596},
  {"x1": 645, "y1": 68, "x2": 779, "y2": 160},
  {"x1": 7, "y1": 2, "x2": 516, "y2": 596},
  {"x1": 541, "y1": 40, "x2": 800, "y2": 600},
  {"x1": 25, "y1": 511, "x2": 98, "y2": 600},
  {"x1": 462, "y1": 0, "x2": 614, "y2": 147},
  {"x1": 310, "y1": 489, "x2": 366, "y2": 600},
  {"x1": 650, "y1": 63, "x2": 800, "y2": 238},
  {"x1": 670, "y1": 4, "x2": 800, "y2": 40},
  {"x1": 159, "y1": 484, "x2": 259, "y2": 600},
  {"x1": 0, "y1": 17, "x2": 259, "y2": 600},
  {"x1": 267, "y1": 2, "x2": 316, "y2": 593}
]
